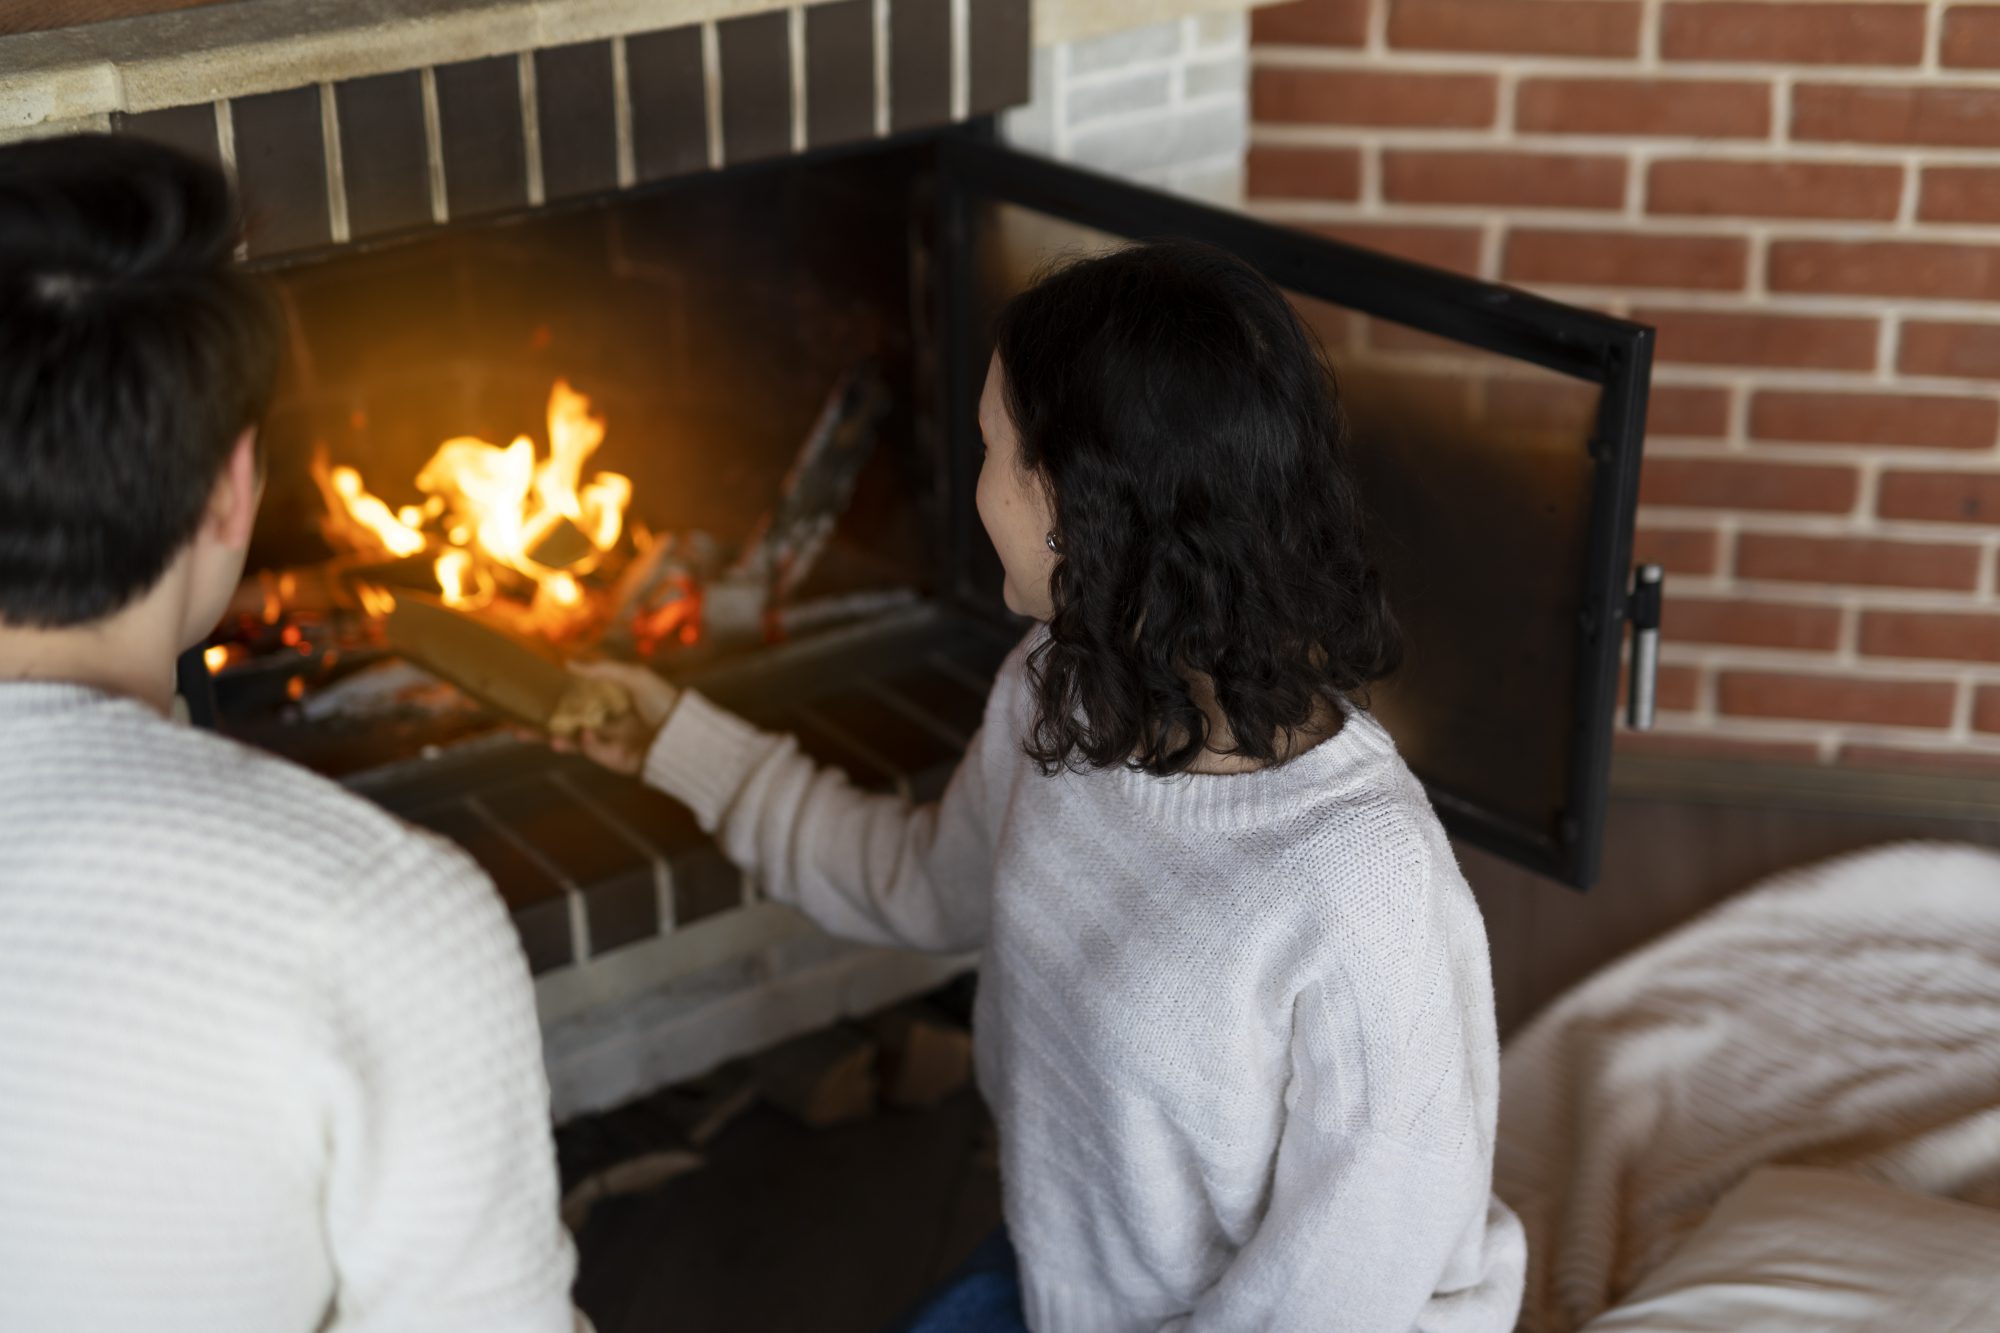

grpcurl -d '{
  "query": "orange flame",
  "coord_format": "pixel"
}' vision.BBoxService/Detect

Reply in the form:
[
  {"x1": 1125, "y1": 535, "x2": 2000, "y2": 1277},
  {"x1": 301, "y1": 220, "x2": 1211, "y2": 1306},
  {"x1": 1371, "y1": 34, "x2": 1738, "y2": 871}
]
[{"x1": 320, "y1": 381, "x2": 632, "y2": 635}]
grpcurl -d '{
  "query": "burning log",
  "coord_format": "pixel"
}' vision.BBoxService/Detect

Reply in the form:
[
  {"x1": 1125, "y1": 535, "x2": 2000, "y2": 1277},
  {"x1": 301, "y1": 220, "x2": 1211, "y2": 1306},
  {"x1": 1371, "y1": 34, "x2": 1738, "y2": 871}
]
[{"x1": 526, "y1": 515, "x2": 597, "y2": 571}]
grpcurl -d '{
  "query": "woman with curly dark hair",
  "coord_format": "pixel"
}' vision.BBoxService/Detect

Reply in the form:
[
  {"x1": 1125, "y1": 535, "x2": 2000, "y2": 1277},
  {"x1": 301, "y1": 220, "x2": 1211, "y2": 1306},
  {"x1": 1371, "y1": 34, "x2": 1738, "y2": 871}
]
[{"x1": 564, "y1": 239, "x2": 1526, "y2": 1332}]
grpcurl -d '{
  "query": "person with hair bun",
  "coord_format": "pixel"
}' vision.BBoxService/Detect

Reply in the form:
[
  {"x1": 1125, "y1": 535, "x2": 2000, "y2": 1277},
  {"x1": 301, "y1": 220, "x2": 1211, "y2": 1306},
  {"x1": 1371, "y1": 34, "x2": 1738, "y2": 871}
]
[
  {"x1": 0, "y1": 134, "x2": 584, "y2": 1333},
  {"x1": 566, "y1": 239, "x2": 1527, "y2": 1332}
]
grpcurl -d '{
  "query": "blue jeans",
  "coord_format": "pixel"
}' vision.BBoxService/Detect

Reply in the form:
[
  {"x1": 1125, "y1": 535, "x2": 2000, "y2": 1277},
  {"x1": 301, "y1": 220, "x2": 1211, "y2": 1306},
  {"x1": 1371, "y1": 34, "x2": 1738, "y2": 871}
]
[{"x1": 892, "y1": 1228, "x2": 1029, "y2": 1333}]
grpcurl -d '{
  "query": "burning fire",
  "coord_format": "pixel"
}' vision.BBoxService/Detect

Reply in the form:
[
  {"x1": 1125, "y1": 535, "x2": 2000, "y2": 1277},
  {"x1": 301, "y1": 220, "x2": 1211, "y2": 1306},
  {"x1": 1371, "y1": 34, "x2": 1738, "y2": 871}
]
[{"x1": 316, "y1": 381, "x2": 632, "y2": 635}]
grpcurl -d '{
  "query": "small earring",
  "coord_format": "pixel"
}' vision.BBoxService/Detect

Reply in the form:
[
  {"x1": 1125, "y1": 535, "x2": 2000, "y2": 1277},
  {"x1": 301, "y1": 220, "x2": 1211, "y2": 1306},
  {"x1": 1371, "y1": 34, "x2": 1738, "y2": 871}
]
[{"x1": 1045, "y1": 531, "x2": 1060, "y2": 554}]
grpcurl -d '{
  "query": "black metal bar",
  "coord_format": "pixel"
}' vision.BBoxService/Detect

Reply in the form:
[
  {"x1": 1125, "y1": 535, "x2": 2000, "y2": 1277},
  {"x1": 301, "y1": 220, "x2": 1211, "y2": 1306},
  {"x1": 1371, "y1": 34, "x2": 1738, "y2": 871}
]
[
  {"x1": 1562, "y1": 325, "x2": 1654, "y2": 889},
  {"x1": 935, "y1": 137, "x2": 1648, "y2": 385},
  {"x1": 1421, "y1": 783, "x2": 1568, "y2": 881}
]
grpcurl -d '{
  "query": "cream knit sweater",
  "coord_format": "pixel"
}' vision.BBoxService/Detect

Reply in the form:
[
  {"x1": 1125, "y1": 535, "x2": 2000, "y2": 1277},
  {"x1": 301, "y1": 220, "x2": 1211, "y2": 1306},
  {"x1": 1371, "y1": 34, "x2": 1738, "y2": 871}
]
[
  {"x1": 0, "y1": 682, "x2": 579, "y2": 1333},
  {"x1": 645, "y1": 632, "x2": 1527, "y2": 1332}
]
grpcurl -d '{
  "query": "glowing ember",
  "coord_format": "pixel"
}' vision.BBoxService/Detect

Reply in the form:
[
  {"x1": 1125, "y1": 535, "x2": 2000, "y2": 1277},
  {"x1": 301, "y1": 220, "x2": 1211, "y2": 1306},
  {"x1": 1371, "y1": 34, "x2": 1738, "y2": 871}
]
[
  {"x1": 317, "y1": 380, "x2": 633, "y2": 637},
  {"x1": 203, "y1": 645, "x2": 230, "y2": 674}
]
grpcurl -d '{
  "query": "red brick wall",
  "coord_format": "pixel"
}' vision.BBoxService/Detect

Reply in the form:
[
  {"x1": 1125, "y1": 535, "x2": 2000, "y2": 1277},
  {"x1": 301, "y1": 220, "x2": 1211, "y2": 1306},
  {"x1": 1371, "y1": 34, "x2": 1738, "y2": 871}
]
[{"x1": 1251, "y1": 0, "x2": 2000, "y2": 776}]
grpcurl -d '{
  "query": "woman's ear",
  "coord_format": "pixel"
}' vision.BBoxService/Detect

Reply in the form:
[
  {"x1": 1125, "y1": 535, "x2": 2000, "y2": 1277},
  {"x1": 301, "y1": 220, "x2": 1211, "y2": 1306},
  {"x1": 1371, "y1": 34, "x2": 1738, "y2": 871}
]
[{"x1": 207, "y1": 426, "x2": 262, "y2": 549}]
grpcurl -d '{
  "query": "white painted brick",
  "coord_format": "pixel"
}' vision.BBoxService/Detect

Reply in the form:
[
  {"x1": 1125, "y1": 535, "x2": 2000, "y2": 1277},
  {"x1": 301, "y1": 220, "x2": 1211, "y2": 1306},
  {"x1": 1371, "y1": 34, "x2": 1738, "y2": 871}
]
[
  {"x1": 1069, "y1": 99, "x2": 1246, "y2": 178},
  {"x1": 1171, "y1": 158, "x2": 1246, "y2": 206},
  {"x1": 1194, "y1": 10, "x2": 1247, "y2": 52},
  {"x1": 1182, "y1": 53, "x2": 1245, "y2": 102},
  {"x1": 1067, "y1": 68, "x2": 1174, "y2": 127},
  {"x1": 1000, "y1": 44, "x2": 1058, "y2": 154},
  {"x1": 1067, "y1": 19, "x2": 1185, "y2": 76}
]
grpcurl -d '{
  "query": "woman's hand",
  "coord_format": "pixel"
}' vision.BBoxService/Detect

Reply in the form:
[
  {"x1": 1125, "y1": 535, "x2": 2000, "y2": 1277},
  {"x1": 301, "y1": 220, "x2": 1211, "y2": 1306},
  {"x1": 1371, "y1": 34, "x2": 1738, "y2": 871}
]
[{"x1": 549, "y1": 659, "x2": 681, "y2": 777}]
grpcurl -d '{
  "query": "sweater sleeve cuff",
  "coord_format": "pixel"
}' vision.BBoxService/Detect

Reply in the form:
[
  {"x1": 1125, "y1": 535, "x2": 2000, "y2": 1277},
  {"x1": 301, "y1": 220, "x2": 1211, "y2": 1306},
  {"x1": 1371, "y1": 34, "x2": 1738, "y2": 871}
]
[{"x1": 640, "y1": 690, "x2": 781, "y2": 832}]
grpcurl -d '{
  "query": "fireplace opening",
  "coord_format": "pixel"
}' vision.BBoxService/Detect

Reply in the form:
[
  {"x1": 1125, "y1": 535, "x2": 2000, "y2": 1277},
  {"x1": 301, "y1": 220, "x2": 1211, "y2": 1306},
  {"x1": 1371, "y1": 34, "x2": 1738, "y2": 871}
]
[{"x1": 202, "y1": 142, "x2": 992, "y2": 783}]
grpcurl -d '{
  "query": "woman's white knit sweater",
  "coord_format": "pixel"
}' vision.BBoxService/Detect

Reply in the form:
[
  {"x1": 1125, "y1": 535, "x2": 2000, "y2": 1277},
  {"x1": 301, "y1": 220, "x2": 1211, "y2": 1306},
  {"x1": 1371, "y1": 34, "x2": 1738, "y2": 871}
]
[
  {"x1": 644, "y1": 632, "x2": 1526, "y2": 1332},
  {"x1": 0, "y1": 682, "x2": 579, "y2": 1333}
]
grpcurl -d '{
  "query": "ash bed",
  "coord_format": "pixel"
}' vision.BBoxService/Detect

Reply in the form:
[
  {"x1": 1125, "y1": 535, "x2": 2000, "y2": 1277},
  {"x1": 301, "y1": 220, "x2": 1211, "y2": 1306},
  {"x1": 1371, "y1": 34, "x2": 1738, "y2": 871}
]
[{"x1": 1495, "y1": 841, "x2": 2000, "y2": 1332}]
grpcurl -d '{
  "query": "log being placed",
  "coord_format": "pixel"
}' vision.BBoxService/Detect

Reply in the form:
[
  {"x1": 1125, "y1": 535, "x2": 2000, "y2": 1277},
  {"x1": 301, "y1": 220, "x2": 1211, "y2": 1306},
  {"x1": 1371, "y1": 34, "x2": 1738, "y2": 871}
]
[{"x1": 382, "y1": 591, "x2": 630, "y2": 733}]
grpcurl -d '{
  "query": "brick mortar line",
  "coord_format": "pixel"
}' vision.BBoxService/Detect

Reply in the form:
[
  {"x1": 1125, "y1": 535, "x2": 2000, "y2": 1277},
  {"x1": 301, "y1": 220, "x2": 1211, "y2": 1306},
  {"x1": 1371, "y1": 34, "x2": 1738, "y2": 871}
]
[
  {"x1": 1895, "y1": 152, "x2": 1921, "y2": 227},
  {"x1": 419, "y1": 67, "x2": 447, "y2": 223},
  {"x1": 791, "y1": 6, "x2": 810, "y2": 154},
  {"x1": 517, "y1": 51, "x2": 543, "y2": 208},
  {"x1": 1725, "y1": 584, "x2": 2000, "y2": 613},
  {"x1": 544, "y1": 769, "x2": 677, "y2": 932},
  {"x1": 1249, "y1": 47, "x2": 2000, "y2": 85},
  {"x1": 1347, "y1": 337, "x2": 2000, "y2": 384},
  {"x1": 1950, "y1": 668, "x2": 1977, "y2": 739},
  {"x1": 1640, "y1": 504, "x2": 2000, "y2": 540},
  {"x1": 1670, "y1": 650, "x2": 2000, "y2": 689},
  {"x1": 1067, "y1": 85, "x2": 1248, "y2": 138},
  {"x1": 1642, "y1": 713, "x2": 2000, "y2": 752},
  {"x1": 1665, "y1": 583, "x2": 1994, "y2": 612},
  {"x1": 1347, "y1": 355, "x2": 2000, "y2": 402},
  {"x1": 318, "y1": 81, "x2": 349, "y2": 246},
  {"x1": 949, "y1": 0, "x2": 969, "y2": 123},
  {"x1": 1665, "y1": 643, "x2": 1992, "y2": 684},
  {"x1": 611, "y1": 35, "x2": 636, "y2": 189},
  {"x1": 1875, "y1": 312, "x2": 1900, "y2": 382},
  {"x1": 1645, "y1": 442, "x2": 2000, "y2": 467},
  {"x1": 1632, "y1": 713, "x2": 1831, "y2": 744},
  {"x1": 872, "y1": 0, "x2": 890, "y2": 139},
  {"x1": 1718, "y1": 513, "x2": 1741, "y2": 591},
  {"x1": 1063, "y1": 53, "x2": 1208, "y2": 88},
  {"x1": 1253, "y1": 197, "x2": 2000, "y2": 242},
  {"x1": 701, "y1": 20, "x2": 724, "y2": 168},
  {"x1": 1543, "y1": 286, "x2": 2000, "y2": 320},
  {"x1": 1854, "y1": 454, "x2": 1884, "y2": 526},
  {"x1": 1251, "y1": 124, "x2": 2000, "y2": 167}
]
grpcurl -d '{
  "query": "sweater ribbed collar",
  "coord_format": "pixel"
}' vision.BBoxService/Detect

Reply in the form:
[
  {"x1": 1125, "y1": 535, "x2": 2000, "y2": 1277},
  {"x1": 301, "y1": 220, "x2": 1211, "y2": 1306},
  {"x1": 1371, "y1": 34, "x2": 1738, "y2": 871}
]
[
  {"x1": 1098, "y1": 698, "x2": 1398, "y2": 831},
  {"x1": 0, "y1": 679, "x2": 127, "y2": 720}
]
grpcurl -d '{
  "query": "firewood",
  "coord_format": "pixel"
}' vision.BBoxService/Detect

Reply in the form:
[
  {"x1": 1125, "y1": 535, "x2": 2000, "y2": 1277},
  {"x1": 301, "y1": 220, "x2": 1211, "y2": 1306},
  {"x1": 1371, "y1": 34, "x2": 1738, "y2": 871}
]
[
  {"x1": 559, "y1": 1148, "x2": 703, "y2": 1233},
  {"x1": 381, "y1": 591, "x2": 571, "y2": 727},
  {"x1": 752, "y1": 1026, "x2": 879, "y2": 1127},
  {"x1": 712, "y1": 365, "x2": 892, "y2": 644},
  {"x1": 528, "y1": 515, "x2": 595, "y2": 570},
  {"x1": 864, "y1": 1004, "x2": 973, "y2": 1110}
]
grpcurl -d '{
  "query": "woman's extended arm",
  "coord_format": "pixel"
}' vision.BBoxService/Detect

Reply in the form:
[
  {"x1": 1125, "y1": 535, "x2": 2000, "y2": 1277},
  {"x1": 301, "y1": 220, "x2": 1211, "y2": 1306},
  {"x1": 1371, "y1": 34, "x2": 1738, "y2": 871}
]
[
  {"x1": 555, "y1": 651, "x2": 1020, "y2": 955},
  {"x1": 638, "y1": 688, "x2": 1002, "y2": 953}
]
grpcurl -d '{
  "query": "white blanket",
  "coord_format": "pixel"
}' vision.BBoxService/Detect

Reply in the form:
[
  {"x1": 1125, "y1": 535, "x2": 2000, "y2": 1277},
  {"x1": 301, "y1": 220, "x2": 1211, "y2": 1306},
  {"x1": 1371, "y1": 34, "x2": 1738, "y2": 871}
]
[{"x1": 1494, "y1": 841, "x2": 2000, "y2": 1333}]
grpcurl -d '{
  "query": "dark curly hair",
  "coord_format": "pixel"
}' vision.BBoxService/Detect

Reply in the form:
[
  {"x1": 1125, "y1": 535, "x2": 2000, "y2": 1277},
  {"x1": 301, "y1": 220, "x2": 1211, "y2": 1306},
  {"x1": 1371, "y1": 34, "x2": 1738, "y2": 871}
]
[{"x1": 992, "y1": 238, "x2": 1401, "y2": 778}]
